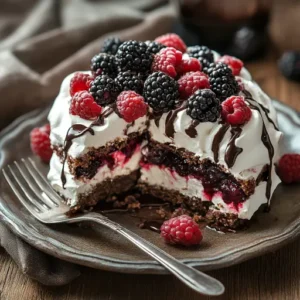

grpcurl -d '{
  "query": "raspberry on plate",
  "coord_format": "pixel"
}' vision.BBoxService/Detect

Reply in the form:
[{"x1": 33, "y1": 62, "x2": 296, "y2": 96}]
[
  {"x1": 176, "y1": 57, "x2": 202, "y2": 76},
  {"x1": 70, "y1": 72, "x2": 94, "y2": 96},
  {"x1": 278, "y1": 154, "x2": 300, "y2": 184},
  {"x1": 151, "y1": 47, "x2": 182, "y2": 78},
  {"x1": 217, "y1": 55, "x2": 244, "y2": 76},
  {"x1": 30, "y1": 124, "x2": 52, "y2": 163},
  {"x1": 160, "y1": 215, "x2": 203, "y2": 246},
  {"x1": 178, "y1": 71, "x2": 210, "y2": 99},
  {"x1": 70, "y1": 91, "x2": 102, "y2": 120},
  {"x1": 116, "y1": 91, "x2": 148, "y2": 123},
  {"x1": 221, "y1": 95, "x2": 252, "y2": 125},
  {"x1": 155, "y1": 33, "x2": 187, "y2": 53}
]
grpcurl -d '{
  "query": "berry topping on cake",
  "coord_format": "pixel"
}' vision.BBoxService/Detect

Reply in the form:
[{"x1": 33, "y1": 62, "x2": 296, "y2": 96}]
[
  {"x1": 91, "y1": 53, "x2": 117, "y2": 77},
  {"x1": 221, "y1": 96, "x2": 252, "y2": 125},
  {"x1": 206, "y1": 62, "x2": 240, "y2": 101},
  {"x1": 176, "y1": 57, "x2": 202, "y2": 76},
  {"x1": 278, "y1": 154, "x2": 300, "y2": 184},
  {"x1": 70, "y1": 72, "x2": 94, "y2": 96},
  {"x1": 151, "y1": 47, "x2": 182, "y2": 78},
  {"x1": 116, "y1": 91, "x2": 148, "y2": 122},
  {"x1": 115, "y1": 72, "x2": 144, "y2": 94},
  {"x1": 143, "y1": 72, "x2": 179, "y2": 112},
  {"x1": 145, "y1": 40, "x2": 166, "y2": 54},
  {"x1": 187, "y1": 89, "x2": 221, "y2": 122},
  {"x1": 115, "y1": 40, "x2": 153, "y2": 72},
  {"x1": 160, "y1": 215, "x2": 203, "y2": 246},
  {"x1": 187, "y1": 45, "x2": 214, "y2": 69},
  {"x1": 178, "y1": 71, "x2": 210, "y2": 99},
  {"x1": 101, "y1": 37, "x2": 123, "y2": 55},
  {"x1": 89, "y1": 75, "x2": 121, "y2": 106},
  {"x1": 155, "y1": 33, "x2": 187, "y2": 53},
  {"x1": 217, "y1": 55, "x2": 244, "y2": 76},
  {"x1": 30, "y1": 124, "x2": 52, "y2": 163},
  {"x1": 70, "y1": 91, "x2": 102, "y2": 120}
]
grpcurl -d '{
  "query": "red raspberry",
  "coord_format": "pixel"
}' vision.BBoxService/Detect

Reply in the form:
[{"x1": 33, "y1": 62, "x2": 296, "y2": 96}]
[
  {"x1": 278, "y1": 154, "x2": 300, "y2": 184},
  {"x1": 217, "y1": 55, "x2": 244, "y2": 76},
  {"x1": 30, "y1": 124, "x2": 52, "y2": 163},
  {"x1": 70, "y1": 91, "x2": 102, "y2": 120},
  {"x1": 160, "y1": 215, "x2": 202, "y2": 247},
  {"x1": 152, "y1": 47, "x2": 182, "y2": 78},
  {"x1": 222, "y1": 96, "x2": 252, "y2": 125},
  {"x1": 116, "y1": 91, "x2": 148, "y2": 123},
  {"x1": 176, "y1": 57, "x2": 202, "y2": 76},
  {"x1": 155, "y1": 33, "x2": 187, "y2": 53},
  {"x1": 178, "y1": 71, "x2": 210, "y2": 99},
  {"x1": 70, "y1": 72, "x2": 94, "y2": 96}
]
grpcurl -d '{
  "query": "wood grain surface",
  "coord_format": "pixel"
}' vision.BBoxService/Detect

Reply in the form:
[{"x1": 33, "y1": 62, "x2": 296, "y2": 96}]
[{"x1": 0, "y1": 53, "x2": 300, "y2": 300}]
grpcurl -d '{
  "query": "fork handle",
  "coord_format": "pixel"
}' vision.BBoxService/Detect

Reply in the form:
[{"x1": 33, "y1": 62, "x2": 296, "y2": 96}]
[{"x1": 74, "y1": 213, "x2": 224, "y2": 296}]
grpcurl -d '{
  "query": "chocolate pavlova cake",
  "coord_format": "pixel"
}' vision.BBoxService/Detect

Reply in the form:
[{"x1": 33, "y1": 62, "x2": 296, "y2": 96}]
[{"x1": 47, "y1": 34, "x2": 283, "y2": 230}]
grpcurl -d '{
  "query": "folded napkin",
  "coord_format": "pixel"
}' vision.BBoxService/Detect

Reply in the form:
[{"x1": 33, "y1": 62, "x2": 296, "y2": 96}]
[{"x1": 0, "y1": 0, "x2": 174, "y2": 286}]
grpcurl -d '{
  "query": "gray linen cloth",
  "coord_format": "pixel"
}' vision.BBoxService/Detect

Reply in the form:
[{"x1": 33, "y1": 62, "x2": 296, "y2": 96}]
[{"x1": 0, "y1": 0, "x2": 174, "y2": 286}]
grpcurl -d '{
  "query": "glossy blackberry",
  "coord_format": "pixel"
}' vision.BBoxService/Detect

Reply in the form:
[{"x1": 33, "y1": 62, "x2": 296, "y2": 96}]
[
  {"x1": 145, "y1": 40, "x2": 166, "y2": 54},
  {"x1": 186, "y1": 89, "x2": 221, "y2": 122},
  {"x1": 89, "y1": 75, "x2": 121, "y2": 106},
  {"x1": 187, "y1": 46, "x2": 214, "y2": 70},
  {"x1": 91, "y1": 54, "x2": 117, "y2": 77},
  {"x1": 206, "y1": 62, "x2": 240, "y2": 101},
  {"x1": 279, "y1": 52, "x2": 300, "y2": 81},
  {"x1": 101, "y1": 37, "x2": 122, "y2": 55},
  {"x1": 115, "y1": 40, "x2": 153, "y2": 72},
  {"x1": 143, "y1": 72, "x2": 179, "y2": 112},
  {"x1": 115, "y1": 72, "x2": 144, "y2": 94}
]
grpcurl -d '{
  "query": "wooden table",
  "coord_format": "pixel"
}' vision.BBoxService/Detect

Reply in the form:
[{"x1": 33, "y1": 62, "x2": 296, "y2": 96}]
[{"x1": 1, "y1": 54, "x2": 300, "y2": 300}]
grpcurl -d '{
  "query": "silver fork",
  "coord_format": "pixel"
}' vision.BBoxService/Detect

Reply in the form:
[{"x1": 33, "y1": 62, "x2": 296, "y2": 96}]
[{"x1": 2, "y1": 157, "x2": 224, "y2": 296}]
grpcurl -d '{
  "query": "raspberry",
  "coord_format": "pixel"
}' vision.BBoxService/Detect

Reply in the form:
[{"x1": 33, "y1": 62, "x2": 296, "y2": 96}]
[
  {"x1": 116, "y1": 91, "x2": 148, "y2": 122},
  {"x1": 70, "y1": 72, "x2": 94, "y2": 96},
  {"x1": 145, "y1": 40, "x2": 166, "y2": 54},
  {"x1": 90, "y1": 53, "x2": 117, "y2": 77},
  {"x1": 178, "y1": 71, "x2": 210, "y2": 99},
  {"x1": 115, "y1": 72, "x2": 144, "y2": 94},
  {"x1": 217, "y1": 55, "x2": 244, "y2": 76},
  {"x1": 30, "y1": 124, "x2": 52, "y2": 163},
  {"x1": 143, "y1": 72, "x2": 179, "y2": 112},
  {"x1": 89, "y1": 75, "x2": 121, "y2": 106},
  {"x1": 70, "y1": 91, "x2": 102, "y2": 120},
  {"x1": 187, "y1": 89, "x2": 221, "y2": 122},
  {"x1": 155, "y1": 33, "x2": 187, "y2": 53},
  {"x1": 176, "y1": 57, "x2": 202, "y2": 76},
  {"x1": 278, "y1": 154, "x2": 300, "y2": 184},
  {"x1": 101, "y1": 37, "x2": 122, "y2": 55},
  {"x1": 115, "y1": 40, "x2": 153, "y2": 72},
  {"x1": 206, "y1": 62, "x2": 240, "y2": 101},
  {"x1": 221, "y1": 96, "x2": 252, "y2": 125},
  {"x1": 160, "y1": 215, "x2": 202, "y2": 246},
  {"x1": 151, "y1": 47, "x2": 182, "y2": 78}
]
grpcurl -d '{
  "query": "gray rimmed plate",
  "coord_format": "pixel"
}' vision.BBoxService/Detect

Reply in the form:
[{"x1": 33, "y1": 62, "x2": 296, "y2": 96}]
[{"x1": 0, "y1": 101, "x2": 299, "y2": 274}]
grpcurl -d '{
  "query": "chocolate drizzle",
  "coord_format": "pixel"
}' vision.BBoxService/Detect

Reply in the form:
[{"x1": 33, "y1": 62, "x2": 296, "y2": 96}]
[
  {"x1": 225, "y1": 127, "x2": 243, "y2": 168},
  {"x1": 212, "y1": 124, "x2": 230, "y2": 163},
  {"x1": 165, "y1": 103, "x2": 187, "y2": 138},
  {"x1": 185, "y1": 120, "x2": 200, "y2": 138},
  {"x1": 60, "y1": 105, "x2": 115, "y2": 188},
  {"x1": 123, "y1": 121, "x2": 135, "y2": 135}
]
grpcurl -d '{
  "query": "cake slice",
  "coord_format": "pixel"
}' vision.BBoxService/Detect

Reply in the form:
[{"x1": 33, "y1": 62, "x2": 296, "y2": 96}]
[{"x1": 47, "y1": 34, "x2": 282, "y2": 230}]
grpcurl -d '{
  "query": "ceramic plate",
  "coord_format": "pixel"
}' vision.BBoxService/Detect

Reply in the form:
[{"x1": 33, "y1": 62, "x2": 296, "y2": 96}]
[{"x1": 0, "y1": 102, "x2": 299, "y2": 274}]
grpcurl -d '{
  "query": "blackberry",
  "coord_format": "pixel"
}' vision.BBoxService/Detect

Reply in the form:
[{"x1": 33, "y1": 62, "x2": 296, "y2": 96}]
[
  {"x1": 187, "y1": 46, "x2": 214, "y2": 70},
  {"x1": 115, "y1": 40, "x2": 153, "y2": 72},
  {"x1": 115, "y1": 71, "x2": 144, "y2": 94},
  {"x1": 279, "y1": 52, "x2": 300, "y2": 81},
  {"x1": 143, "y1": 72, "x2": 179, "y2": 112},
  {"x1": 145, "y1": 40, "x2": 166, "y2": 54},
  {"x1": 206, "y1": 62, "x2": 240, "y2": 101},
  {"x1": 101, "y1": 37, "x2": 122, "y2": 55},
  {"x1": 89, "y1": 75, "x2": 121, "y2": 106},
  {"x1": 91, "y1": 54, "x2": 117, "y2": 77},
  {"x1": 186, "y1": 89, "x2": 221, "y2": 122}
]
